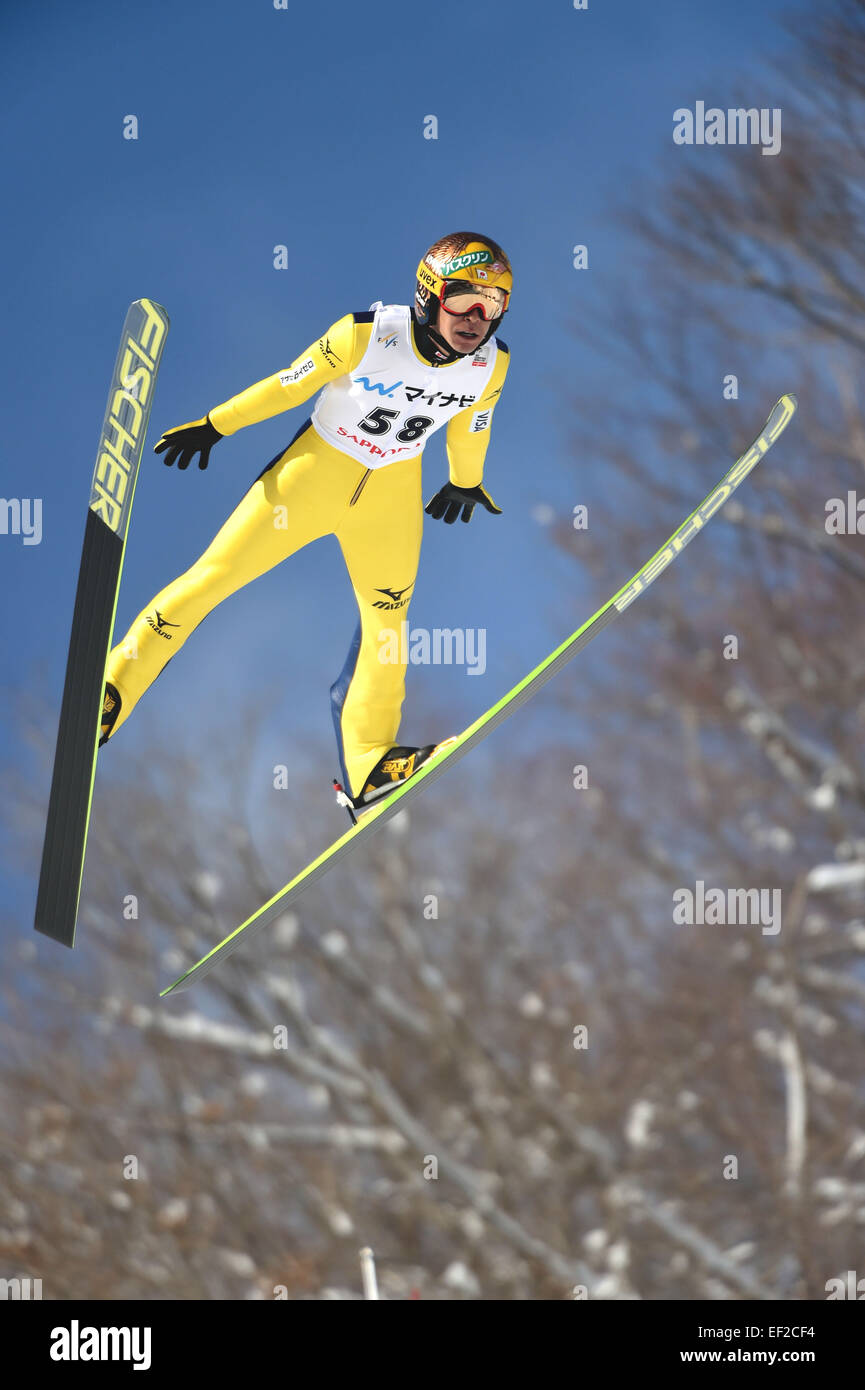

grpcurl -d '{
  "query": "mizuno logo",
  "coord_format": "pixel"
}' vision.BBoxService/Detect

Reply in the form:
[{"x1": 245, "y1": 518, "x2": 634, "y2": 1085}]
[
  {"x1": 319, "y1": 335, "x2": 342, "y2": 367},
  {"x1": 146, "y1": 609, "x2": 180, "y2": 639},
  {"x1": 373, "y1": 584, "x2": 413, "y2": 610}
]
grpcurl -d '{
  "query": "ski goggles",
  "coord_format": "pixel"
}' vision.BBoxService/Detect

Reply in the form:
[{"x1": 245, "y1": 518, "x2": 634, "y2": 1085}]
[{"x1": 439, "y1": 280, "x2": 508, "y2": 321}]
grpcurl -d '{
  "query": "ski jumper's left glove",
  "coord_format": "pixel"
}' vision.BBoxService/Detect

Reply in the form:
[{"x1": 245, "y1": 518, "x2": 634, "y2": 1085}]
[
  {"x1": 425, "y1": 482, "x2": 502, "y2": 525},
  {"x1": 154, "y1": 415, "x2": 223, "y2": 470}
]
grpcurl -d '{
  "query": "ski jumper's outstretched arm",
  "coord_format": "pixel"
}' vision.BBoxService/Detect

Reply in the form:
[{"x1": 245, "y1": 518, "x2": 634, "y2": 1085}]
[
  {"x1": 207, "y1": 313, "x2": 366, "y2": 435},
  {"x1": 152, "y1": 313, "x2": 370, "y2": 468}
]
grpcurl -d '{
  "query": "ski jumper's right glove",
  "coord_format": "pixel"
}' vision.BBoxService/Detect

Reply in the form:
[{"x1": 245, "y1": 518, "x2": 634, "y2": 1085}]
[
  {"x1": 154, "y1": 415, "x2": 223, "y2": 470},
  {"x1": 425, "y1": 482, "x2": 502, "y2": 525}
]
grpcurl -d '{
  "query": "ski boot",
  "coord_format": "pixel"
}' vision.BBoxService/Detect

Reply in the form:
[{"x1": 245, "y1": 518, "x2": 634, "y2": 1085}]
[
  {"x1": 333, "y1": 739, "x2": 457, "y2": 823},
  {"x1": 99, "y1": 681, "x2": 122, "y2": 747}
]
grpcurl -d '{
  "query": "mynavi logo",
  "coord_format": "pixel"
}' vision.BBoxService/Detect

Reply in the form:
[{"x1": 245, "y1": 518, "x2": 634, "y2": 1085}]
[
  {"x1": 91, "y1": 299, "x2": 168, "y2": 534},
  {"x1": 356, "y1": 375, "x2": 403, "y2": 397},
  {"x1": 49, "y1": 1321, "x2": 151, "y2": 1371},
  {"x1": 373, "y1": 584, "x2": 413, "y2": 611},
  {"x1": 146, "y1": 609, "x2": 180, "y2": 640}
]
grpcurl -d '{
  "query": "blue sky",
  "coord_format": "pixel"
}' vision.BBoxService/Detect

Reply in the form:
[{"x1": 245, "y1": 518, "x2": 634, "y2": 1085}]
[{"x1": 1, "y1": 0, "x2": 795, "y2": 911}]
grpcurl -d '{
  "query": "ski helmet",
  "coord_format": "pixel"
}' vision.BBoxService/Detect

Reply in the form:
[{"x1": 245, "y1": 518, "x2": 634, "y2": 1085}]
[{"x1": 414, "y1": 233, "x2": 512, "y2": 360}]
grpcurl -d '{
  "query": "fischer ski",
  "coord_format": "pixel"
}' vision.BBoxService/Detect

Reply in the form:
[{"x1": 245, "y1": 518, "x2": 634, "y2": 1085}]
[
  {"x1": 161, "y1": 393, "x2": 797, "y2": 996},
  {"x1": 35, "y1": 299, "x2": 170, "y2": 948}
]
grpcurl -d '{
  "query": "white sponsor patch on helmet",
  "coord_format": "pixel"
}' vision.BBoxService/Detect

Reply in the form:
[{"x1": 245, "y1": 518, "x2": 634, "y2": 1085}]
[{"x1": 280, "y1": 357, "x2": 316, "y2": 387}]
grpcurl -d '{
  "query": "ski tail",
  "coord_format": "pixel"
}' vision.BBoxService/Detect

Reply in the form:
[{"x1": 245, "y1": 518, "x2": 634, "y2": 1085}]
[{"x1": 35, "y1": 299, "x2": 170, "y2": 947}]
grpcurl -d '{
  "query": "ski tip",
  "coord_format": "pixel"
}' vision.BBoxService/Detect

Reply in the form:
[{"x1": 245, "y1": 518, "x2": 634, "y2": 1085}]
[
  {"x1": 133, "y1": 298, "x2": 170, "y2": 324},
  {"x1": 764, "y1": 393, "x2": 798, "y2": 438}
]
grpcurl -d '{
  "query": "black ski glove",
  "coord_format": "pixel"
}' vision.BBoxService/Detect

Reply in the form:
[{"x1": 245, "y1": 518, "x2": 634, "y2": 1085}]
[
  {"x1": 154, "y1": 415, "x2": 223, "y2": 470},
  {"x1": 424, "y1": 482, "x2": 502, "y2": 525}
]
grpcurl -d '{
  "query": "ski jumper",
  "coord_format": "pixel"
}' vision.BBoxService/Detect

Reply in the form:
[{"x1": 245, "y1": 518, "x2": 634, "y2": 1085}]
[{"x1": 103, "y1": 304, "x2": 509, "y2": 796}]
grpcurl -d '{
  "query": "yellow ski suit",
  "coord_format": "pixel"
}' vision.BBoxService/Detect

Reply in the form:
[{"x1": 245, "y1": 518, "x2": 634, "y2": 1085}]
[{"x1": 104, "y1": 307, "x2": 509, "y2": 796}]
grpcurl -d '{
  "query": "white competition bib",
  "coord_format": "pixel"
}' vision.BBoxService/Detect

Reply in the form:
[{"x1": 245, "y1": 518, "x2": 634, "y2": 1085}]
[{"x1": 311, "y1": 303, "x2": 498, "y2": 468}]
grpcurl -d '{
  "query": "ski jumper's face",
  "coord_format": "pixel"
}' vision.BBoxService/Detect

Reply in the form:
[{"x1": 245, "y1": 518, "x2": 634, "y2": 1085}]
[{"x1": 434, "y1": 303, "x2": 489, "y2": 354}]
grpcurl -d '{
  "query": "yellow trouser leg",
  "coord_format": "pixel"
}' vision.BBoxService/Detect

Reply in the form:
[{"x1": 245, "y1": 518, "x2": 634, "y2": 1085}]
[
  {"x1": 333, "y1": 455, "x2": 423, "y2": 798},
  {"x1": 105, "y1": 429, "x2": 359, "y2": 734}
]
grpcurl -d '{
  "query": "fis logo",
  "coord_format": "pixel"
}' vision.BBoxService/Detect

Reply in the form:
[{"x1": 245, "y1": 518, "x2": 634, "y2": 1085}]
[
  {"x1": 373, "y1": 584, "x2": 413, "y2": 611},
  {"x1": 146, "y1": 610, "x2": 180, "y2": 640},
  {"x1": 377, "y1": 332, "x2": 399, "y2": 349},
  {"x1": 91, "y1": 300, "x2": 169, "y2": 535}
]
